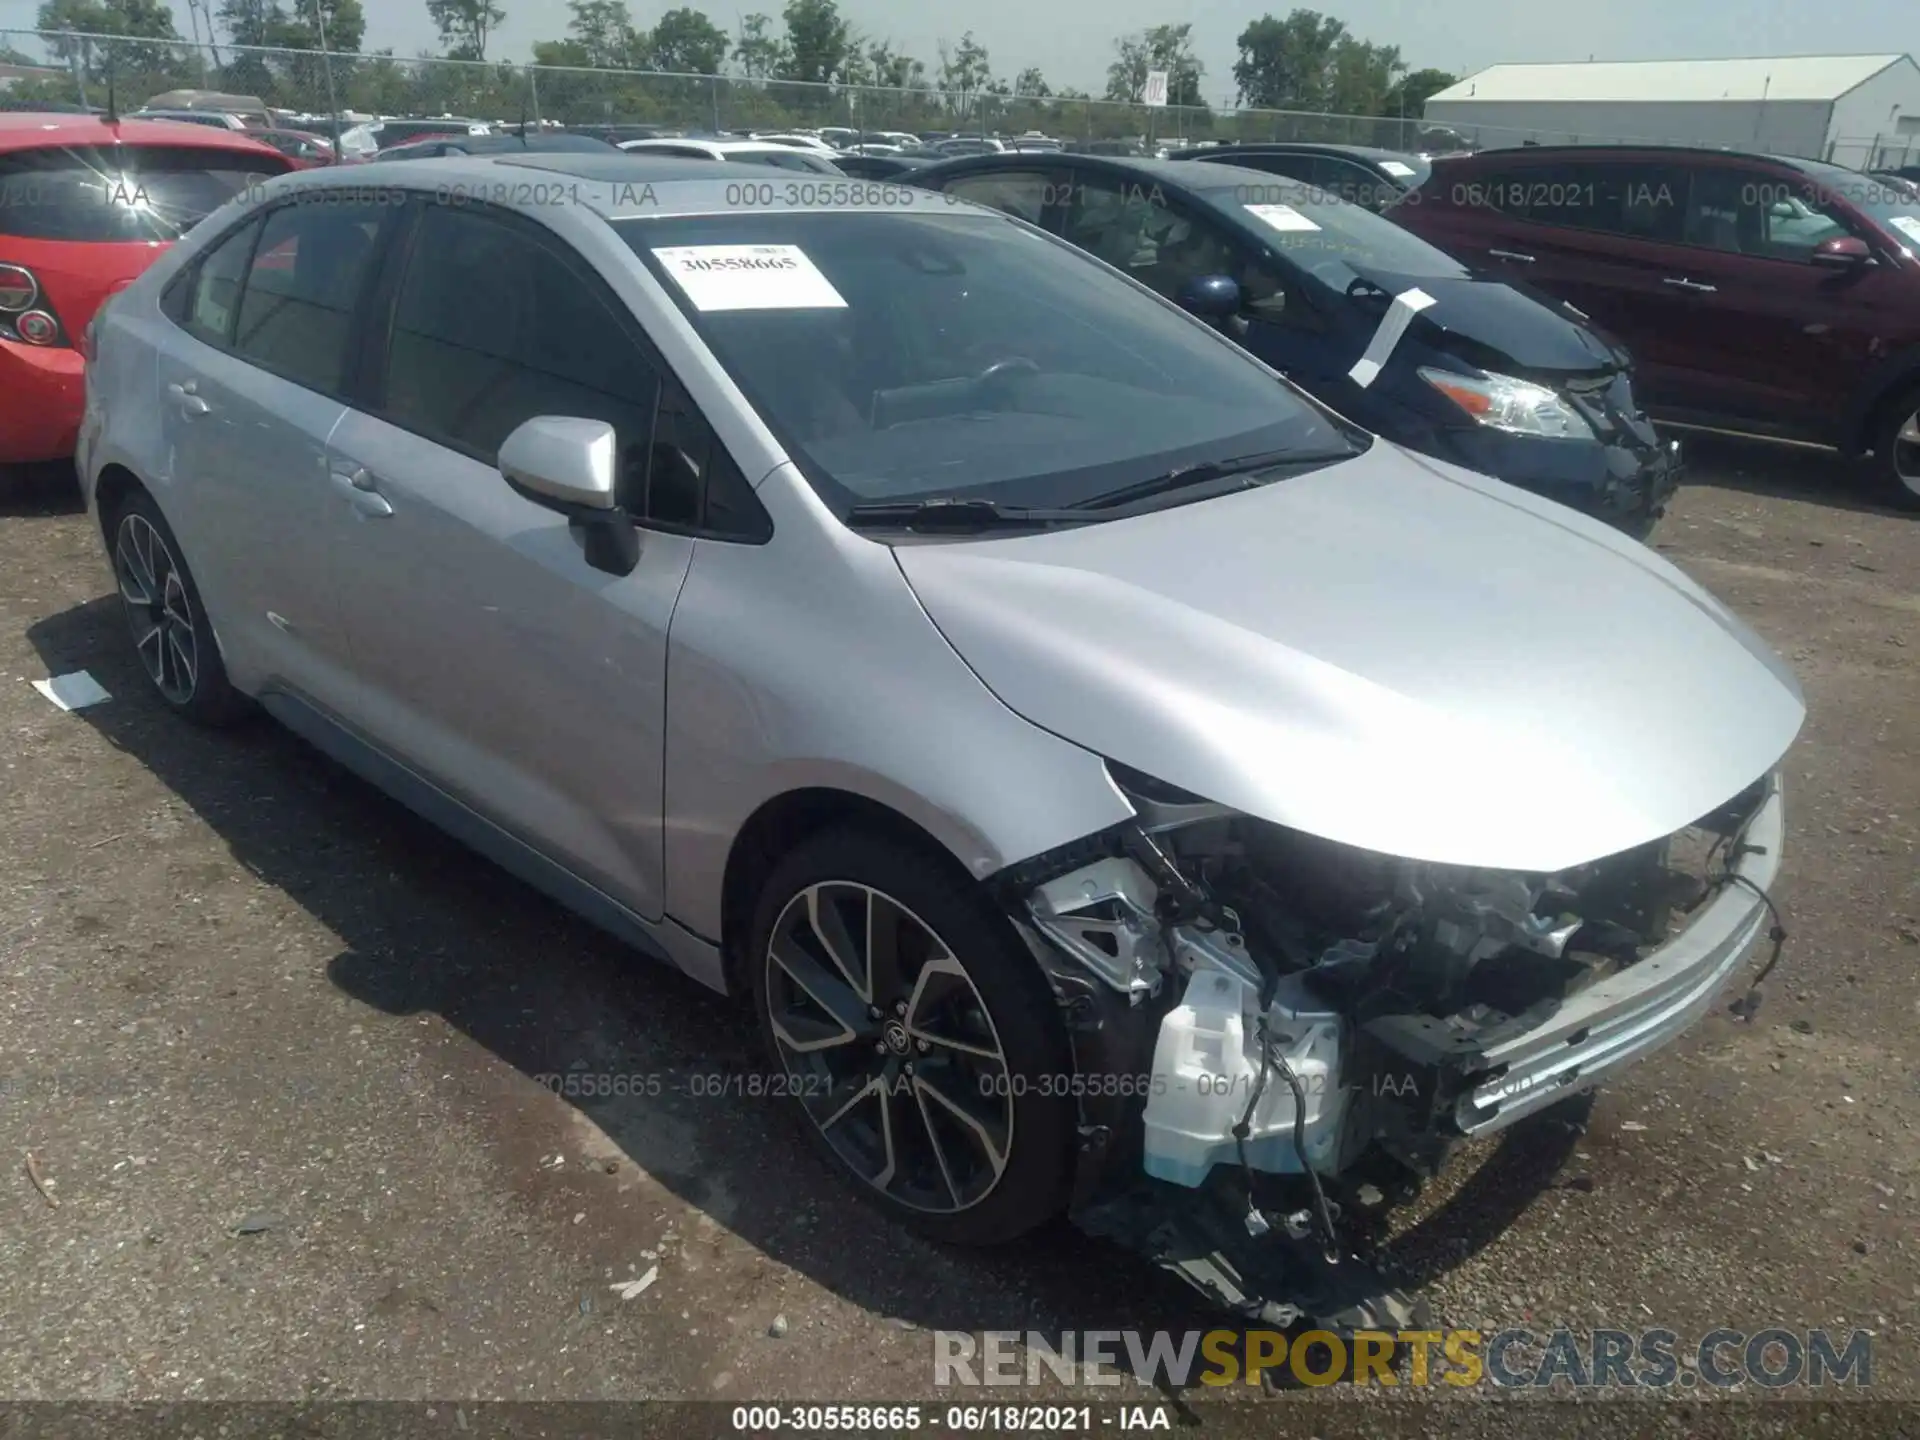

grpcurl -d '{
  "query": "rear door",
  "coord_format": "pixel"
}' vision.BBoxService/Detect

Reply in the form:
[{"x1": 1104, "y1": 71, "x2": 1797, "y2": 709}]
[
  {"x1": 321, "y1": 199, "x2": 695, "y2": 920},
  {"x1": 153, "y1": 195, "x2": 395, "y2": 706}
]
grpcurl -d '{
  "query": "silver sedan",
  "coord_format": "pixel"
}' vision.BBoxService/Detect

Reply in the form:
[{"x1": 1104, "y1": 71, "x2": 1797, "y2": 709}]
[{"x1": 78, "y1": 153, "x2": 1804, "y2": 1323}]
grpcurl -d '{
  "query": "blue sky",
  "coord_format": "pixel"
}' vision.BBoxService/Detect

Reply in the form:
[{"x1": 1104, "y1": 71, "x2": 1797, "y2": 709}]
[{"x1": 1, "y1": 0, "x2": 1913, "y2": 100}]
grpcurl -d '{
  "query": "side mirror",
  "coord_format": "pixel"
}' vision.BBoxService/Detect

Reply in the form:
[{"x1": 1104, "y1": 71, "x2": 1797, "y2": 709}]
[
  {"x1": 1811, "y1": 234, "x2": 1873, "y2": 268},
  {"x1": 498, "y1": 415, "x2": 640, "y2": 576},
  {"x1": 1177, "y1": 273, "x2": 1242, "y2": 322}
]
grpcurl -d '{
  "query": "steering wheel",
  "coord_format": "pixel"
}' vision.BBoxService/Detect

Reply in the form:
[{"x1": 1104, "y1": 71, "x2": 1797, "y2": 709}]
[{"x1": 974, "y1": 356, "x2": 1040, "y2": 407}]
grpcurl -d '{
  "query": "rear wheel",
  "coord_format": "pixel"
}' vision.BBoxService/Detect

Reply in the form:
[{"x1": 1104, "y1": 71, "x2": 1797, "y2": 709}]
[
  {"x1": 108, "y1": 490, "x2": 249, "y2": 725},
  {"x1": 1868, "y1": 385, "x2": 1920, "y2": 511},
  {"x1": 747, "y1": 827, "x2": 1077, "y2": 1246}
]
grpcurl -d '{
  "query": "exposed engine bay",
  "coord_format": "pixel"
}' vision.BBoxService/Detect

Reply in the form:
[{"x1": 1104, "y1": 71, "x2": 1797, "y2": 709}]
[{"x1": 1000, "y1": 762, "x2": 1785, "y2": 1330}]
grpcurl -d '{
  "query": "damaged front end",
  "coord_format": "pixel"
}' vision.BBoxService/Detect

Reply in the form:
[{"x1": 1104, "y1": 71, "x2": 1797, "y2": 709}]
[{"x1": 999, "y1": 762, "x2": 1788, "y2": 1329}]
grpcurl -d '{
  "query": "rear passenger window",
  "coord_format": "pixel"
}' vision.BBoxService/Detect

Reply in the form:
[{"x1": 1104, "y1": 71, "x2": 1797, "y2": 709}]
[
  {"x1": 1470, "y1": 160, "x2": 1686, "y2": 242},
  {"x1": 181, "y1": 217, "x2": 261, "y2": 346},
  {"x1": 382, "y1": 203, "x2": 661, "y2": 468},
  {"x1": 232, "y1": 201, "x2": 387, "y2": 393}
]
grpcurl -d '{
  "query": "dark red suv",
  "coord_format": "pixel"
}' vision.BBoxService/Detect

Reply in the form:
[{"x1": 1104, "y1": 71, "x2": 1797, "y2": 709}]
[{"x1": 1392, "y1": 146, "x2": 1920, "y2": 508}]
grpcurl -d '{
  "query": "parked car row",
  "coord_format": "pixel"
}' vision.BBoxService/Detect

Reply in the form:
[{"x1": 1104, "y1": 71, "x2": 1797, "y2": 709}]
[{"x1": 71, "y1": 150, "x2": 1804, "y2": 1335}]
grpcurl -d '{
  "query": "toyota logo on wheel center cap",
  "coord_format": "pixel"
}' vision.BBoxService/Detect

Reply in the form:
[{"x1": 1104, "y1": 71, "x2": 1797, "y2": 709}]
[{"x1": 882, "y1": 1020, "x2": 911, "y2": 1054}]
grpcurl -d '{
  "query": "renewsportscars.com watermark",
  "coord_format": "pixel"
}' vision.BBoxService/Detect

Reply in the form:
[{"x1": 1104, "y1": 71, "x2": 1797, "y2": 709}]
[{"x1": 933, "y1": 1327, "x2": 1874, "y2": 1390}]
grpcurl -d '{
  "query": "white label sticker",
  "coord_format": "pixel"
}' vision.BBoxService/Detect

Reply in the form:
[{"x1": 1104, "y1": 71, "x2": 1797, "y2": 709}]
[
  {"x1": 1348, "y1": 287, "x2": 1437, "y2": 389},
  {"x1": 1379, "y1": 160, "x2": 1416, "y2": 179},
  {"x1": 1244, "y1": 203, "x2": 1322, "y2": 233},
  {"x1": 1889, "y1": 215, "x2": 1920, "y2": 247},
  {"x1": 650, "y1": 244, "x2": 847, "y2": 312}
]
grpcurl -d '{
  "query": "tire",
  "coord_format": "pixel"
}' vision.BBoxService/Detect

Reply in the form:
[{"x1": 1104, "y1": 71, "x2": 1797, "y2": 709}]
[
  {"x1": 1867, "y1": 384, "x2": 1920, "y2": 512},
  {"x1": 747, "y1": 826, "x2": 1077, "y2": 1247},
  {"x1": 106, "y1": 489, "x2": 250, "y2": 725}
]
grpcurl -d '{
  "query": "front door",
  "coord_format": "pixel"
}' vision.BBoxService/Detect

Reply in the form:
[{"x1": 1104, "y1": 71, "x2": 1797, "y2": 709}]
[
  {"x1": 323, "y1": 199, "x2": 691, "y2": 920},
  {"x1": 1663, "y1": 164, "x2": 1900, "y2": 438}
]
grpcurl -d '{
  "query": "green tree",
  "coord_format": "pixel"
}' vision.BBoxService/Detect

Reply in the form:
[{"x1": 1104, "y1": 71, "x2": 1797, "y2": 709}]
[
  {"x1": 1012, "y1": 66, "x2": 1048, "y2": 98},
  {"x1": 1104, "y1": 23, "x2": 1204, "y2": 107},
  {"x1": 1232, "y1": 9, "x2": 1345, "y2": 109},
  {"x1": 1326, "y1": 37, "x2": 1402, "y2": 115},
  {"x1": 1380, "y1": 66, "x2": 1456, "y2": 117},
  {"x1": 779, "y1": 0, "x2": 849, "y2": 85},
  {"x1": 865, "y1": 40, "x2": 921, "y2": 90},
  {"x1": 936, "y1": 30, "x2": 990, "y2": 119},
  {"x1": 38, "y1": 0, "x2": 181, "y2": 76},
  {"x1": 647, "y1": 8, "x2": 729, "y2": 74},
  {"x1": 562, "y1": 0, "x2": 637, "y2": 64},
  {"x1": 426, "y1": 0, "x2": 506, "y2": 61},
  {"x1": 731, "y1": 12, "x2": 787, "y2": 79}
]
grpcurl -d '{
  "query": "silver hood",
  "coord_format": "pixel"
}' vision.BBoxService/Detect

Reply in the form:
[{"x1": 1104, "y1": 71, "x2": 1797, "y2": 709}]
[{"x1": 895, "y1": 446, "x2": 1805, "y2": 874}]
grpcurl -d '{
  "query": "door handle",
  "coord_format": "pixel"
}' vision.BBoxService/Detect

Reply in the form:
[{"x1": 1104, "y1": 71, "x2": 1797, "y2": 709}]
[
  {"x1": 1488, "y1": 248, "x2": 1536, "y2": 263},
  {"x1": 166, "y1": 381, "x2": 210, "y2": 416},
  {"x1": 1663, "y1": 277, "x2": 1718, "y2": 293},
  {"x1": 330, "y1": 465, "x2": 394, "y2": 518}
]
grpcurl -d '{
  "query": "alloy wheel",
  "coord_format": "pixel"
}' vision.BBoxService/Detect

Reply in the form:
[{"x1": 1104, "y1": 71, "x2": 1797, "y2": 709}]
[
  {"x1": 763, "y1": 882, "x2": 1014, "y2": 1215},
  {"x1": 113, "y1": 512, "x2": 198, "y2": 706},
  {"x1": 1895, "y1": 410, "x2": 1920, "y2": 497}
]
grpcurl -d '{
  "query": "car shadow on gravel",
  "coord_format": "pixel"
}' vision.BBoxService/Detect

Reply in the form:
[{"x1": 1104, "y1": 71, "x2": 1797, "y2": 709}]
[
  {"x1": 29, "y1": 592, "x2": 1584, "y2": 1340},
  {"x1": 1671, "y1": 433, "x2": 1908, "y2": 519},
  {"x1": 0, "y1": 462, "x2": 86, "y2": 518}
]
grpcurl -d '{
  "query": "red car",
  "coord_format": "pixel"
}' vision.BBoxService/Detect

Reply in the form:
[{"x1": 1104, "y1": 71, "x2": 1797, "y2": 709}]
[
  {"x1": 247, "y1": 127, "x2": 349, "y2": 168},
  {"x1": 0, "y1": 114, "x2": 291, "y2": 464},
  {"x1": 1392, "y1": 145, "x2": 1920, "y2": 509}
]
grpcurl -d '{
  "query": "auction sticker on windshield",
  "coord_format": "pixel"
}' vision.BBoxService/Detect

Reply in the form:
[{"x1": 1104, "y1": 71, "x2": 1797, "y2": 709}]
[
  {"x1": 1245, "y1": 203, "x2": 1321, "y2": 233},
  {"x1": 651, "y1": 244, "x2": 847, "y2": 311},
  {"x1": 1380, "y1": 160, "x2": 1416, "y2": 178},
  {"x1": 1888, "y1": 215, "x2": 1920, "y2": 248}
]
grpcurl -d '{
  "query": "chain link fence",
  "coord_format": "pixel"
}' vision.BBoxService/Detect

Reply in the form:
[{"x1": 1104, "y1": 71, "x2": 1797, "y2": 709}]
[
  {"x1": 9, "y1": 29, "x2": 1912, "y2": 168},
  {"x1": 0, "y1": 29, "x2": 1470, "y2": 149}
]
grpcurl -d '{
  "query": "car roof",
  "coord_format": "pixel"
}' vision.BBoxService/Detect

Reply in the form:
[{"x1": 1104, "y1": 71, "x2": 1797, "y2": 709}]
[
  {"x1": 270, "y1": 152, "x2": 985, "y2": 222},
  {"x1": 0, "y1": 113, "x2": 286, "y2": 155},
  {"x1": 1180, "y1": 142, "x2": 1420, "y2": 164},
  {"x1": 1429, "y1": 142, "x2": 1815, "y2": 170}
]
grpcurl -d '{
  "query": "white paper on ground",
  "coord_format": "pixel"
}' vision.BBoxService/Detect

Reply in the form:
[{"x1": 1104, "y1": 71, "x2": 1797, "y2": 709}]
[
  {"x1": 1888, "y1": 215, "x2": 1920, "y2": 247},
  {"x1": 650, "y1": 244, "x2": 847, "y2": 312},
  {"x1": 1348, "y1": 287, "x2": 1437, "y2": 389},
  {"x1": 1243, "y1": 203, "x2": 1321, "y2": 233},
  {"x1": 1379, "y1": 160, "x2": 1416, "y2": 179},
  {"x1": 32, "y1": 671, "x2": 111, "y2": 711}
]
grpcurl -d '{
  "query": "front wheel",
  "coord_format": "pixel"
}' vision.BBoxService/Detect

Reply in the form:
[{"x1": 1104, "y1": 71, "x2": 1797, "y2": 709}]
[
  {"x1": 1868, "y1": 387, "x2": 1920, "y2": 512},
  {"x1": 747, "y1": 828, "x2": 1078, "y2": 1246}
]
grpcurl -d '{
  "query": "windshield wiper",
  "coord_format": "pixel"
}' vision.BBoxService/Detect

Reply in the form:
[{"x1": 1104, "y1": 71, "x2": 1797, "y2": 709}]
[
  {"x1": 1071, "y1": 447, "x2": 1359, "y2": 512},
  {"x1": 844, "y1": 496, "x2": 1092, "y2": 533}
]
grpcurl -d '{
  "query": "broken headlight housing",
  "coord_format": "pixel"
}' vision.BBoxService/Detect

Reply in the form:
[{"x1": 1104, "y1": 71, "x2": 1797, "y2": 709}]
[{"x1": 1418, "y1": 366, "x2": 1593, "y2": 441}]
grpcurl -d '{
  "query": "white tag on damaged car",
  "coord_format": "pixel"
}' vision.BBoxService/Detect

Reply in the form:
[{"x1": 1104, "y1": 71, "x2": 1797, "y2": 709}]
[{"x1": 651, "y1": 244, "x2": 848, "y2": 312}]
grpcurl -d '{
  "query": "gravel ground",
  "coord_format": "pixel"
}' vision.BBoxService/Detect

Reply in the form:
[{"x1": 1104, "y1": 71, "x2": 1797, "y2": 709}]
[{"x1": 0, "y1": 440, "x2": 1915, "y2": 1428}]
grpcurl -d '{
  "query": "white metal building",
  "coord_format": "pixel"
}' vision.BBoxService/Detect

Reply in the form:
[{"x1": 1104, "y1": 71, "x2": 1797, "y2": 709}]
[{"x1": 1422, "y1": 54, "x2": 1920, "y2": 165}]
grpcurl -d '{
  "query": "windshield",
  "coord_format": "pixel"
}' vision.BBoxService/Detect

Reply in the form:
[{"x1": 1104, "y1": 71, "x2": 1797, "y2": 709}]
[
  {"x1": 1194, "y1": 174, "x2": 1469, "y2": 286},
  {"x1": 0, "y1": 145, "x2": 283, "y2": 242},
  {"x1": 617, "y1": 209, "x2": 1355, "y2": 513}
]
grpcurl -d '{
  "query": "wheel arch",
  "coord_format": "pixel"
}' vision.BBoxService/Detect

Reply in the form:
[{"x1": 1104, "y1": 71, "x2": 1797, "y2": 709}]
[
  {"x1": 93, "y1": 462, "x2": 149, "y2": 543},
  {"x1": 1840, "y1": 348, "x2": 1920, "y2": 456},
  {"x1": 717, "y1": 785, "x2": 984, "y2": 996}
]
